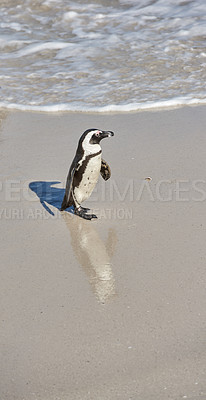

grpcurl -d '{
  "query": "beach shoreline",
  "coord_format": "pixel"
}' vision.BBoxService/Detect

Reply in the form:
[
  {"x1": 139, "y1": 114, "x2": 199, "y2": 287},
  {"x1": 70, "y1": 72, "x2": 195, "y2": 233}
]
[{"x1": 1, "y1": 105, "x2": 206, "y2": 400}]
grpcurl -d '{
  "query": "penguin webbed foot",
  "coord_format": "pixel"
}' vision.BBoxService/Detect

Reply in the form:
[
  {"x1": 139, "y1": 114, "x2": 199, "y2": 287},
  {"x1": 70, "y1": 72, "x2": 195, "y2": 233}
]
[
  {"x1": 80, "y1": 206, "x2": 90, "y2": 212},
  {"x1": 74, "y1": 207, "x2": 97, "y2": 220}
]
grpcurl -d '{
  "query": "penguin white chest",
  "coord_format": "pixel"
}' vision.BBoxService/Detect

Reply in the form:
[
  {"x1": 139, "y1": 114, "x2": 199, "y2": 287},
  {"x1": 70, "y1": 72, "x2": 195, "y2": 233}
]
[{"x1": 74, "y1": 154, "x2": 101, "y2": 204}]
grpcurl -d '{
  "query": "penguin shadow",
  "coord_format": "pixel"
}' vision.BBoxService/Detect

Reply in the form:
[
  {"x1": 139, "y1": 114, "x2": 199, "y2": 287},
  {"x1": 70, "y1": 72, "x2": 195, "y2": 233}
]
[
  {"x1": 62, "y1": 212, "x2": 118, "y2": 303},
  {"x1": 29, "y1": 181, "x2": 72, "y2": 216}
]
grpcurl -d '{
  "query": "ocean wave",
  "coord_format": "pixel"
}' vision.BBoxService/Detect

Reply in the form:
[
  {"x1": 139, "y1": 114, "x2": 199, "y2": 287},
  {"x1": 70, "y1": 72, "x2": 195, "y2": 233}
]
[
  {"x1": 0, "y1": 96, "x2": 206, "y2": 113},
  {"x1": 0, "y1": 0, "x2": 206, "y2": 109}
]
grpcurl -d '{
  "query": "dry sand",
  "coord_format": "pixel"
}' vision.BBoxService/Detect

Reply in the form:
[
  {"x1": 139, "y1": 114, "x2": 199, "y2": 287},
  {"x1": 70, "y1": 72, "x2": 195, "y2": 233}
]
[{"x1": 0, "y1": 106, "x2": 206, "y2": 400}]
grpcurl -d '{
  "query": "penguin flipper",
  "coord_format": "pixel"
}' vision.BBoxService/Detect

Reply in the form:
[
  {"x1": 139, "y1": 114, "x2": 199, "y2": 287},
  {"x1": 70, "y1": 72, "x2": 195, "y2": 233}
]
[
  {"x1": 60, "y1": 166, "x2": 76, "y2": 211},
  {"x1": 100, "y1": 158, "x2": 111, "y2": 181}
]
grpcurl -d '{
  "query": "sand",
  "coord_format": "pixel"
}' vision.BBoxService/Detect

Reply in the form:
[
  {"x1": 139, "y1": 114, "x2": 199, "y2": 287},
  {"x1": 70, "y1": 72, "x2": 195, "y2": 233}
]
[{"x1": 0, "y1": 106, "x2": 206, "y2": 400}]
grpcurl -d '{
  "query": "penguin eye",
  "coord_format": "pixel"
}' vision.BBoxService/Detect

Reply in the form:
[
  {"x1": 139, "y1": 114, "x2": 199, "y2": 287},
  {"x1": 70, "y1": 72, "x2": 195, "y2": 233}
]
[{"x1": 95, "y1": 130, "x2": 101, "y2": 137}]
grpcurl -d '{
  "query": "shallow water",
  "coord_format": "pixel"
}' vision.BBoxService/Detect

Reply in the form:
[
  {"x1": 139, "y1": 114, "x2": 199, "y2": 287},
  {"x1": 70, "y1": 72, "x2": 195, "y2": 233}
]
[{"x1": 0, "y1": 0, "x2": 206, "y2": 112}]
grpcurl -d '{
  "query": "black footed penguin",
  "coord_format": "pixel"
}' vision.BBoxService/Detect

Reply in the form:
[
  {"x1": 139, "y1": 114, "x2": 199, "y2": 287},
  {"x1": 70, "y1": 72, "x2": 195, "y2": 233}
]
[{"x1": 61, "y1": 128, "x2": 114, "y2": 220}]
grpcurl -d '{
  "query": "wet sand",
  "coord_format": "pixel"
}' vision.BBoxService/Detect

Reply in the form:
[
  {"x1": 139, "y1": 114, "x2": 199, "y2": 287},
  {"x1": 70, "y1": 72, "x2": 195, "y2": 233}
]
[{"x1": 0, "y1": 106, "x2": 206, "y2": 400}]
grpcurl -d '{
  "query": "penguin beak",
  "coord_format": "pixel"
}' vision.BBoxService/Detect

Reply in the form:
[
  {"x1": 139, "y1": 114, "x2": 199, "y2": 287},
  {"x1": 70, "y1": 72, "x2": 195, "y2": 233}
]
[{"x1": 101, "y1": 130, "x2": 114, "y2": 138}]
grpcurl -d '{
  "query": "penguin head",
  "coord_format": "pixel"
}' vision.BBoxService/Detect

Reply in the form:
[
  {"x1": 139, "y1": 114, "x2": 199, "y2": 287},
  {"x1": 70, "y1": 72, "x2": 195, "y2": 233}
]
[
  {"x1": 84, "y1": 129, "x2": 114, "y2": 145},
  {"x1": 79, "y1": 129, "x2": 114, "y2": 154}
]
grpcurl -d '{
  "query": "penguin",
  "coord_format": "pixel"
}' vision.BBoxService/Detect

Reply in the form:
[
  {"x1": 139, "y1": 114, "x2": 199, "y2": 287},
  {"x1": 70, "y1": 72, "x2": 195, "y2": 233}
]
[{"x1": 61, "y1": 128, "x2": 114, "y2": 220}]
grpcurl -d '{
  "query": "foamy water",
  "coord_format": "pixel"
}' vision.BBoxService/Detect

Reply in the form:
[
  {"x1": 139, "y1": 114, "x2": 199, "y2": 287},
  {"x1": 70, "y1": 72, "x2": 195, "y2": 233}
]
[{"x1": 0, "y1": 0, "x2": 206, "y2": 112}]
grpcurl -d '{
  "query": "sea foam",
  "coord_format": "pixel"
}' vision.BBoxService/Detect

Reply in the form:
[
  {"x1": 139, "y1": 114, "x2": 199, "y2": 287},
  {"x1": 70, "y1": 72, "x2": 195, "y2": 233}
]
[
  {"x1": 0, "y1": 96, "x2": 206, "y2": 113},
  {"x1": 0, "y1": 0, "x2": 205, "y2": 112}
]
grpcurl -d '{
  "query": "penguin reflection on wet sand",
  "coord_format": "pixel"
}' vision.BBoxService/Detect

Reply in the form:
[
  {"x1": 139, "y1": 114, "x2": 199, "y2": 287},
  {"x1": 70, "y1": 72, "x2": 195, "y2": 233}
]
[
  {"x1": 61, "y1": 129, "x2": 114, "y2": 220},
  {"x1": 63, "y1": 213, "x2": 117, "y2": 303}
]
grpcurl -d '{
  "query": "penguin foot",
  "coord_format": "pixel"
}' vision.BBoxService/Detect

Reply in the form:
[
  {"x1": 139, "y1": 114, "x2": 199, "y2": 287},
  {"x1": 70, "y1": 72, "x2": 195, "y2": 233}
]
[
  {"x1": 79, "y1": 206, "x2": 90, "y2": 213},
  {"x1": 74, "y1": 208, "x2": 97, "y2": 220}
]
